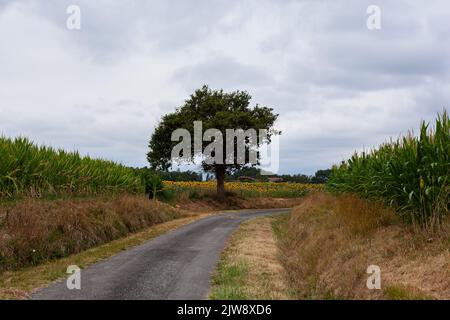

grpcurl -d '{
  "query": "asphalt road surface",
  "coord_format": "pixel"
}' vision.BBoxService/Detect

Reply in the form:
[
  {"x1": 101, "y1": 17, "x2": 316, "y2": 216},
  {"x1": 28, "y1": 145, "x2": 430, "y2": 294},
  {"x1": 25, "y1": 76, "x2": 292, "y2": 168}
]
[{"x1": 32, "y1": 208, "x2": 290, "y2": 300}]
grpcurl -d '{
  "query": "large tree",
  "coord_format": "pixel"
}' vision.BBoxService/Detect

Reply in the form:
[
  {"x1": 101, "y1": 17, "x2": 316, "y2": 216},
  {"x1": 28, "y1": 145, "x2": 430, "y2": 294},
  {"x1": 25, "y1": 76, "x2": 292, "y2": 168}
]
[{"x1": 148, "y1": 85, "x2": 279, "y2": 201}]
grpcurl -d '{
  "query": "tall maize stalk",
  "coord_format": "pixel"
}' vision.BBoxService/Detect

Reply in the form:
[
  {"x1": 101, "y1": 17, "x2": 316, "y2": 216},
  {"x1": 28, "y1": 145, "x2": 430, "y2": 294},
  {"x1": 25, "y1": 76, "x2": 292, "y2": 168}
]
[
  {"x1": 0, "y1": 137, "x2": 144, "y2": 198},
  {"x1": 328, "y1": 111, "x2": 449, "y2": 228}
]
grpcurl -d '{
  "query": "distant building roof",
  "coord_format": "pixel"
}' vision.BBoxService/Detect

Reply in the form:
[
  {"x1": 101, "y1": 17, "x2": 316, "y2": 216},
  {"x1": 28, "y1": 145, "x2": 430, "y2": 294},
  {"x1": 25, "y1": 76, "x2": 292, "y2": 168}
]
[{"x1": 237, "y1": 176, "x2": 257, "y2": 181}]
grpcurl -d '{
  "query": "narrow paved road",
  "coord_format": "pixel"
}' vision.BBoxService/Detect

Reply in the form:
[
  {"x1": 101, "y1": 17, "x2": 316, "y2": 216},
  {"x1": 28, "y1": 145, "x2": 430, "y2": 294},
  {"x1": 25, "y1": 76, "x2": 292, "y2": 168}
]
[{"x1": 32, "y1": 208, "x2": 290, "y2": 300}]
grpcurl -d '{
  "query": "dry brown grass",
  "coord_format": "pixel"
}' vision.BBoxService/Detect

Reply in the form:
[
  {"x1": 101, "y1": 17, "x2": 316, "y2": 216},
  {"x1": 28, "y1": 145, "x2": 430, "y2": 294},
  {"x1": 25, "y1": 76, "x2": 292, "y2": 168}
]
[
  {"x1": 0, "y1": 214, "x2": 208, "y2": 299},
  {"x1": 0, "y1": 194, "x2": 181, "y2": 271},
  {"x1": 276, "y1": 192, "x2": 450, "y2": 300},
  {"x1": 0, "y1": 190, "x2": 303, "y2": 273},
  {"x1": 179, "y1": 196, "x2": 305, "y2": 215},
  {"x1": 210, "y1": 216, "x2": 289, "y2": 300},
  {"x1": 0, "y1": 190, "x2": 304, "y2": 298}
]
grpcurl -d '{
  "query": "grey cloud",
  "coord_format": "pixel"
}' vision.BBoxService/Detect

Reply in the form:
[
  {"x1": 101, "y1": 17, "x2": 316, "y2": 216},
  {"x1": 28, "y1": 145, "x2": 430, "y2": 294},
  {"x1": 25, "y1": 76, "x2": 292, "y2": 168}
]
[
  {"x1": 0, "y1": 0, "x2": 15, "y2": 11},
  {"x1": 1, "y1": 1, "x2": 449, "y2": 174},
  {"x1": 23, "y1": 0, "x2": 239, "y2": 62},
  {"x1": 171, "y1": 56, "x2": 274, "y2": 92},
  {"x1": 1, "y1": 99, "x2": 164, "y2": 167}
]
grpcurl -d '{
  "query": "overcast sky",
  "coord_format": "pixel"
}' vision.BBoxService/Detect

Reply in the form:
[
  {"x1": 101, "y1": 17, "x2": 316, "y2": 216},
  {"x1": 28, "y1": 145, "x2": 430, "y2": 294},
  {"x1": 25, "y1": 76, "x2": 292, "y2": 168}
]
[{"x1": 0, "y1": 1, "x2": 449, "y2": 174}]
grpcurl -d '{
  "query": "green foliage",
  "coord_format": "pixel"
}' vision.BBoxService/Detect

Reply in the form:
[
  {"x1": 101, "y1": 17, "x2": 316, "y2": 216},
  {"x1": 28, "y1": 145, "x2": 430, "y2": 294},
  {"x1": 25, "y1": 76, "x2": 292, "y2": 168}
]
[
  {"x1": 188, "y1": 190, "x2": 201, "y2": 200},
  {"x1": 383, "y1": 286, "x2": 433, "y2": 300},
  {"x1": 140, "y1": 170, "x2": 164, "y2": 201},
  {"x1": 229, "y1": 167, "x2": 330, "y2": 184},
  {"x1": 280, "y1": 174, "x2": 310, "y2": 183},
  {"x1": 156, "y1": 169, "x2": 202, "y2": 181},
  {"x1": 310, "y1": 169, "x2": 332, "y2": 184},
  {"x1": 147, "y1": 85, "x2": 280, "y2": 199},
  {"x1": 148, "y1": 85, "x2": 279, "y2": 172},
  {"x1": 134, "y1": 167, "x2": 202, "y2": 182},
  {"x1": 0, "y1": 137, "x2": 143, "y2": 198},
  {"x1": 328, "y1": 111, "x2": 450, "y2": 227},
  {"x1": 229, "y1": 166, "x2": 265, "y2": 181},
  {"x1": 210, "y1": 261, "x2": 249, "y2": 300},
  {"x1": 161, "y1": 188, "x2": 175, "y2": 202}
]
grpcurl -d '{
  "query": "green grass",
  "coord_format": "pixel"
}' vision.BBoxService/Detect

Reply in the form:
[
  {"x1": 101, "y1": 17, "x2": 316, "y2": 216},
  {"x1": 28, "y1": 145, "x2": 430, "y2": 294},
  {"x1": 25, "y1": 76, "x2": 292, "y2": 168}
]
[
  {"x1": 383, "y1": 285, "x2": 433, "y2": 300},
  {"x1": 210, "y1": 261, "x2": 249, "y2": 300},
  {"x1": 210, "y1": 216, "x2": 291, "y2": 300},
  {"x1": 271, "y1": 212, "x2": 290, "y2": 239},
  {"x1": 328, "y1": 110, "x2": 449, "y2": 228}
]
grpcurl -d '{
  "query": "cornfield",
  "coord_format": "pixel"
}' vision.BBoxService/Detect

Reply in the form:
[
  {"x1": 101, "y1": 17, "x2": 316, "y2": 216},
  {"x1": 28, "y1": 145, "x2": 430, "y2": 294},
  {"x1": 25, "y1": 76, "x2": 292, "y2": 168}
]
[
  {"x1": 328, "y1": 111, "x2": 450, "y2": 227},
  {"x1": 0, "y1": 137, "x2": 143, "y2": 198},
  {"x1": 164, "y1": 181, "x2": 324, "y2": 198}
]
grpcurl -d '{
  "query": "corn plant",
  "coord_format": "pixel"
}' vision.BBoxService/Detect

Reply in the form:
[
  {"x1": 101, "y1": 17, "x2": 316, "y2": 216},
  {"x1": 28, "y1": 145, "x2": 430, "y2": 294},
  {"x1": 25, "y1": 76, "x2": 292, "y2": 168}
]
[
  {"x1": 0, "y1": 137, "x2": 144, "y2": 198},
  {"x1": 328, "y1": 111, "x2": 449, "y2": 228}
]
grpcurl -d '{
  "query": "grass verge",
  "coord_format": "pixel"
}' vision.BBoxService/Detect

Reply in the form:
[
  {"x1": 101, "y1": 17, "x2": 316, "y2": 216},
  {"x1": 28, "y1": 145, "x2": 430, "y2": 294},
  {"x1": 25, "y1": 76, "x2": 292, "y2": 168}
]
[
  {"x1": 210, "y1": 216, "x2": 290, "y2": 300},
  {"x1": 0, "y1": 194, "x2": 180, "y2": 271},
  {"x1": 383, "y1": 285, "x2": 432, "y2": 300},
  {"x1": 0, "y1": 214, "x2": 208, "y2": 299},
  {"x1": 275, "y1": 192, "x2": 450, "y2": 300}
]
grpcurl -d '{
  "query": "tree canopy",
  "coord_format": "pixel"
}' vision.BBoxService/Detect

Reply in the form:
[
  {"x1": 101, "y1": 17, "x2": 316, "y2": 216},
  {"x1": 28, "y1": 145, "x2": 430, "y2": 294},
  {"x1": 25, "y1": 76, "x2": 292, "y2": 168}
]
[{"x1": 148, "y1": 85, "x2": 279, "y2": 200}]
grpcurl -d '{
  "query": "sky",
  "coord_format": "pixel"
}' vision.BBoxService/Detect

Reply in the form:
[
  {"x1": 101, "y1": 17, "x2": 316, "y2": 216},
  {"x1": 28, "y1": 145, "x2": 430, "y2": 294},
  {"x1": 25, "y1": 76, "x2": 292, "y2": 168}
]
[{"x1": 0, "y1": 0, "x2": 449, "y2": 175}]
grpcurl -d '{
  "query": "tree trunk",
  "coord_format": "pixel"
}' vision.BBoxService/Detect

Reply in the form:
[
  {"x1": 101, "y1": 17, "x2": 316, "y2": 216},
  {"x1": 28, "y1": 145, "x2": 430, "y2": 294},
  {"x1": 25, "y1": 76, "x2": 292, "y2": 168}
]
[
  {"x1": 152, "y1": 185, "x2": 157, "y2": 202},
  {"x1": 215, "y1": 165, "x2": 226, "y2": 202}
]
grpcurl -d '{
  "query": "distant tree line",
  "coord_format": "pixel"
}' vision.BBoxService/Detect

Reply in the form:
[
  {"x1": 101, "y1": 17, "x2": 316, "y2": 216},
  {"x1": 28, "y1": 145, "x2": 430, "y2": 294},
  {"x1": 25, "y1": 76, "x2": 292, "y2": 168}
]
[
  {"x1": 134, "y1": 168, "x2": 202, "y2": 182},
  {"x1": 228, "y1": 167, "x2": 331, "y2": 184},
  {"x1": 135, "y1": 166, "x2": 330, "y2": 184}
]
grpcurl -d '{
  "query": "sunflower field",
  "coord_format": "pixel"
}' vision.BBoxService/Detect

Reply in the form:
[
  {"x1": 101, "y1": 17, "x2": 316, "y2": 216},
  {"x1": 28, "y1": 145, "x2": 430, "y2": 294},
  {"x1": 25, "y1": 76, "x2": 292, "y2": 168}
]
[{"x1": 164, "y1": 181, "x2": 324, "y2": 198}]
